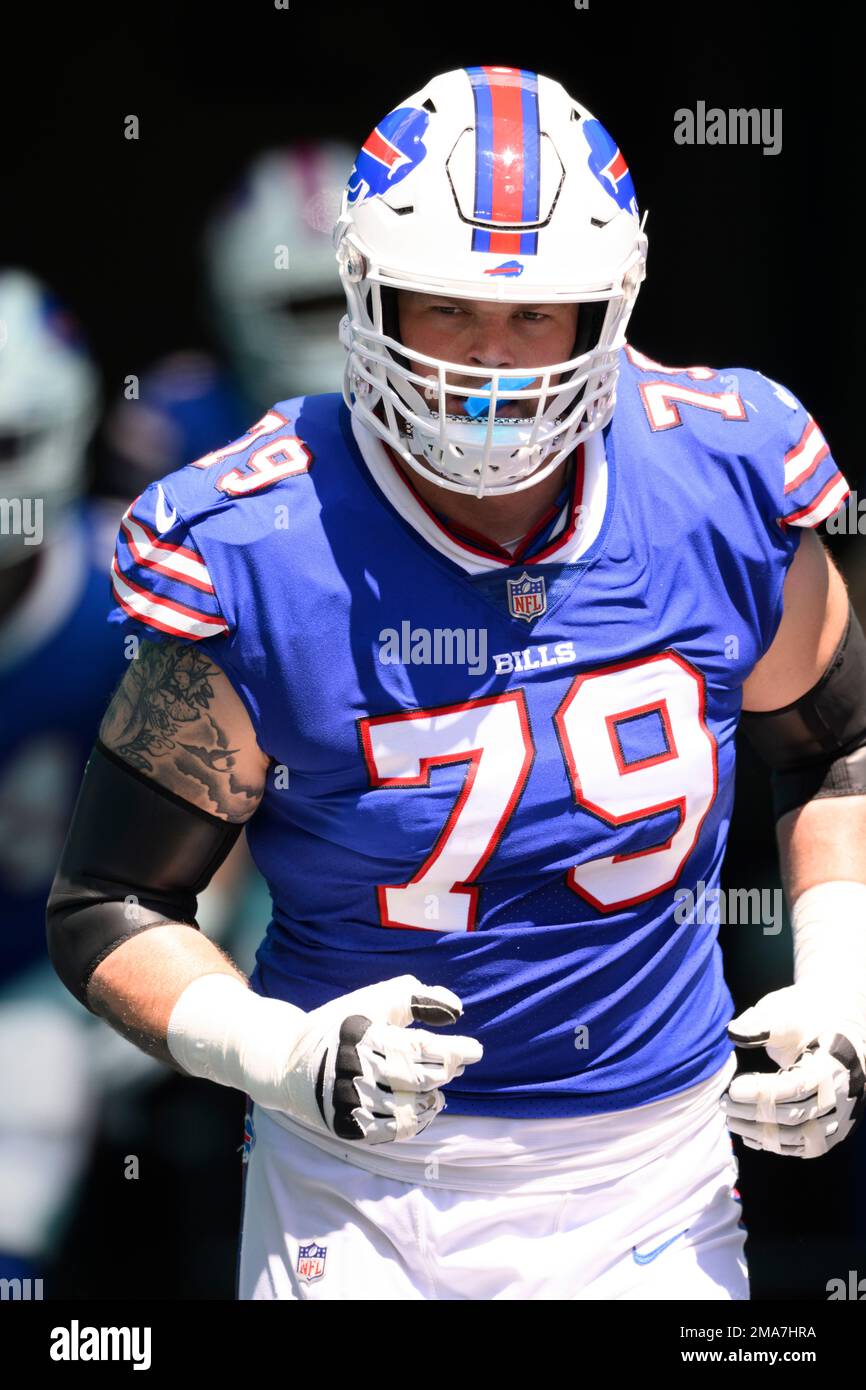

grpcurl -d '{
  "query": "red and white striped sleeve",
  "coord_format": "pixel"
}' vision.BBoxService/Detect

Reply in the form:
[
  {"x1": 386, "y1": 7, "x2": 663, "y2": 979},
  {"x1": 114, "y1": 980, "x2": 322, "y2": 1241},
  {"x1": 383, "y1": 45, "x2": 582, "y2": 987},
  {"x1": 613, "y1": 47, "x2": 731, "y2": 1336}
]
[
  {"x1": 108, "y1": 481, "x2": 229, "y2": 642},
  {"x1": 778, "y1": 413, "x2": 849, "y2": 530}
]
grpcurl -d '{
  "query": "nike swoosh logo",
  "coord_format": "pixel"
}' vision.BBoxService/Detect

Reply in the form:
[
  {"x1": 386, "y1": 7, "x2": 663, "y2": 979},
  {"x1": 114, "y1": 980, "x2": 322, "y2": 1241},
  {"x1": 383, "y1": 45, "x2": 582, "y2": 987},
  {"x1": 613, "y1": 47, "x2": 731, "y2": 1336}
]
[
  {"x1": 155, "y1": 482, "x2": 177, "y2": 534},
  {"x1": 632, "y1": 1229, "x2": 689, "y2": 1265}
]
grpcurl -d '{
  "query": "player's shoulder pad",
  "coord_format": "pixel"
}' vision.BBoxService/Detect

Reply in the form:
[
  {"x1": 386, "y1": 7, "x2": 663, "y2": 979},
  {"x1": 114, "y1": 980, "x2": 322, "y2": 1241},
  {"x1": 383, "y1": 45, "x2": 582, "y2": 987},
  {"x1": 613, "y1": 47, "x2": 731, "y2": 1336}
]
[
  {"x1": 108, "y1": 396, "x2": 333, "y2": 645},
  {"x1": 620, "y1": 345, "x2": 849, "y2": 532}
]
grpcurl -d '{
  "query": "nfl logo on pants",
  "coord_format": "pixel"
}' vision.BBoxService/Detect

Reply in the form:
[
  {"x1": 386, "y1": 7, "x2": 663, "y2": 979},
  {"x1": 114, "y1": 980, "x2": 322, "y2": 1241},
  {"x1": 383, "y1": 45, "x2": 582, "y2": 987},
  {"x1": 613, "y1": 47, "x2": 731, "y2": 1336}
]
[
  {"x1": 297, "y1": 1243, "x2": 327, "y2": 1283},
  {"x1": 507, "y1": 571, "x2": 547, "y2": 622}
]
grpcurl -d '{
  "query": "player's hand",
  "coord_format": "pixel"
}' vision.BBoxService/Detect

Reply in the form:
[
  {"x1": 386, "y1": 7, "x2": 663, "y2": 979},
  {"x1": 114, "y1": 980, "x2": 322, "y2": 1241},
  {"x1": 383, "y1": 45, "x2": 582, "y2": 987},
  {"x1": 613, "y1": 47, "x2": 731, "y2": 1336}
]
[
  {"x1": 274, "y1": 975, "x2": 483, "y2": 1145},
  {"x1": 720, "y1": 986, "x2": 866, "y2": 1158}
]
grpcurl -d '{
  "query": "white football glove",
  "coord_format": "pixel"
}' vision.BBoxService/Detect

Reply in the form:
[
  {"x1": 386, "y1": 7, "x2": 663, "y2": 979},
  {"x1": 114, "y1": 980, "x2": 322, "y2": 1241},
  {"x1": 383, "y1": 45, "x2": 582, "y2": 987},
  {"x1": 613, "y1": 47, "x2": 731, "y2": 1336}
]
[
  {"x1": 721, "y1": 984, "x2": 866, "y2": 1158},
  {"x1": 167, "y1": 972, "x2": 484, "y2": 1145}
]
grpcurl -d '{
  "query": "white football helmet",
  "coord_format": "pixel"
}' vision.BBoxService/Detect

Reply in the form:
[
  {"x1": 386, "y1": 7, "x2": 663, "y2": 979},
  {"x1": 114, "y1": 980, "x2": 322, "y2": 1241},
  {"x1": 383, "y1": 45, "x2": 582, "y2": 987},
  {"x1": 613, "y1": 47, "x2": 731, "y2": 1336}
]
[
  {"x1": 204, "y1": 143, "x2": 357, "y2": 409},
  {"x1": 0, "y1": 270, "x2": 100, "y2": 568},
  {"x1": 335, "y1": 66, "x2": 648, "y2": 497}
]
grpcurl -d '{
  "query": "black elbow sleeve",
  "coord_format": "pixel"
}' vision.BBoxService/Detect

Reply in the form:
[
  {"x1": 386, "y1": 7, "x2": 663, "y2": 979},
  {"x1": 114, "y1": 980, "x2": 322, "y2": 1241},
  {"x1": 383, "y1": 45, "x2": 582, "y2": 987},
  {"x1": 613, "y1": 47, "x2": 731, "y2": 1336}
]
[
  {"x1": 739, "y1": 603, "x2": 866, "y2": 820},
  {"x1": 46, "y1": 740, "x2": 243, "y2": 1011}
]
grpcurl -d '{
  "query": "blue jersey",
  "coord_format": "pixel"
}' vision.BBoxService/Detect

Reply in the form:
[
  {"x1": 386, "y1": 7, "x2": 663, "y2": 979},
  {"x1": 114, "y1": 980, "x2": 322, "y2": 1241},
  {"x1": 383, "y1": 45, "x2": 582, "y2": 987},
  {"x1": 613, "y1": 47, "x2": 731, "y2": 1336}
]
[
  {"x1": 0, "y1": 502, "x2": 128, "y2": 982},
  {"x1": 107, "y1": 345, "x2": 850, "y2": 1117}
]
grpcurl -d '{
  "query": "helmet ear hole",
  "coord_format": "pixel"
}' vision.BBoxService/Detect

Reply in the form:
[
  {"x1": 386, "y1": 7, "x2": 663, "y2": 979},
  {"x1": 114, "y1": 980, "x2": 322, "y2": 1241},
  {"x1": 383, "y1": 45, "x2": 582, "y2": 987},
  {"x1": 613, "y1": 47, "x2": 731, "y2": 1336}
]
[
  {"x1": 380, "y1": 284, "x2": 400, "y2": 341},
  {"x1": 572, "y1": 301, "x2": 608, "y2": 360},
  {"x1": 380, "y1": 285, "x2": 411, "y2": 374},
  {"x1": 556, "y1": 300, "x2": 611, "y2": 413}
]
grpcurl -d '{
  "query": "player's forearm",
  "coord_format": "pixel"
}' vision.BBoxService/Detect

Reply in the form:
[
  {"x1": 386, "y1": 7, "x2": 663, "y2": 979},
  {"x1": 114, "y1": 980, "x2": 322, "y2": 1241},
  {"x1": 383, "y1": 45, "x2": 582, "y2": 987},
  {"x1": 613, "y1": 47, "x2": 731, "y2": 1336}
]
[
  {"x1": 774, "y1": 797, "x2": 866, "y2": 1057},
  {"x1": 86, "y1": 923, "x2": 248, "y2": 1070},
  {"x1": 92, "y1": 944, "x2": 481, "y2": 1145},
  {"x1": 777, "y1": 795, "x2": 866, "y2": 902}
]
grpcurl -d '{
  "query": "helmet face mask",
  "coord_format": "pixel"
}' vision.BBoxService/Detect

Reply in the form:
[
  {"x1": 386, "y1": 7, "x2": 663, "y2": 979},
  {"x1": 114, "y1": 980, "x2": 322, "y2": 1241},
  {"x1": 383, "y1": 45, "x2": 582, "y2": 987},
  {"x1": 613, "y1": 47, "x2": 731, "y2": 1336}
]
[
  {"x1": 341, "y1": 270, "x2": 640, "y2": 497},
  {"x1": 335, "y1": 66, "x2": 647, "y2": 498}
]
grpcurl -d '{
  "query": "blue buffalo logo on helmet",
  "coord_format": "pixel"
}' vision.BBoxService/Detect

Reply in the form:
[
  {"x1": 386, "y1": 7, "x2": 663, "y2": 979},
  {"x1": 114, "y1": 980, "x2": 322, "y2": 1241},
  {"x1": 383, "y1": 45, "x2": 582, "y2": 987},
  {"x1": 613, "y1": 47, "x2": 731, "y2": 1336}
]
[
  {"x1": 346, "y1": 107, "x2": 429, "y2": 206},
  {"x1": 507, "y1": 572, "x2": 547, "y2": 622},
  {"x1": 583, "y1": 119, "x2": 638, "y2": 217},
  {"x1": 483, "y1": 259, "x2": 525, "y2": 278}
]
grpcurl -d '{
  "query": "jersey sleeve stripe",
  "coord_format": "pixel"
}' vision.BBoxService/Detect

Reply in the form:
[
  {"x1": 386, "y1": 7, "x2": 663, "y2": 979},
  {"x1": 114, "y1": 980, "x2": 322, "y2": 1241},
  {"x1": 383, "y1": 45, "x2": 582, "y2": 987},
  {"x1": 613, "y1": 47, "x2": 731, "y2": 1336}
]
[
  {"x1": 779, "y1": 472, "x2": 850, "y2": 528},
  {"x1": 125, "y1": 495, "x2": 210, "y2": 566},
  {"x1": 110, "y1": 556, "x2": 229, "y2": 639},
  {"x1": 120, "y1": 511, "x2": 216, "y2": 594},
  {"x1": 783, "y1": 418, "x2": 830, "y2": 493}
]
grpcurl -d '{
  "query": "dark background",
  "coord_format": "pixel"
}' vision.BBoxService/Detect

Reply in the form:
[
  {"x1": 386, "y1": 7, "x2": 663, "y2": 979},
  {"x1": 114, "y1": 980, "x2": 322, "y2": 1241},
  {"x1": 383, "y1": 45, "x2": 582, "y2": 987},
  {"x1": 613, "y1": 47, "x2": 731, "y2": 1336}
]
[
  {"x1": 4, "y1": 0, "x2": 863, "y2": 1300},
  {"x1": 5, "y1": 0, "x2": 860, "y2": 436}
]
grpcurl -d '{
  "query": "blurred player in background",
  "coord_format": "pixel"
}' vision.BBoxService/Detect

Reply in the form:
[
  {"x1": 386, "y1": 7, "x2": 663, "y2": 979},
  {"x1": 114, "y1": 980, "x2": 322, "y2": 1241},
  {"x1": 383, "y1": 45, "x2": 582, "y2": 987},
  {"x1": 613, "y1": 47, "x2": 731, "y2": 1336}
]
[
  {"x1": 0, "y1": 269, "x2": 153, "y2": 1289},
  {"x1": 0, "y1": 270, "x2": 268, "y2": 1298},
  {"x1": 204, "y1": 142, "x2": 355, "y2": 414},
  {"x1": 97, "y1": 142, "x2": 354, "y2": 508}
]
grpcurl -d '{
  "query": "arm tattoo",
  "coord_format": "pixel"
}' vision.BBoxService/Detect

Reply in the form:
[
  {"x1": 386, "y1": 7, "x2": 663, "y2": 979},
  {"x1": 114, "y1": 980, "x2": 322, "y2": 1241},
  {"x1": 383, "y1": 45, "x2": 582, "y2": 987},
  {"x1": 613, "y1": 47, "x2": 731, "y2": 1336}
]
[{"x1": 99, "y1": 641, "x2": 263, "y2": 820}]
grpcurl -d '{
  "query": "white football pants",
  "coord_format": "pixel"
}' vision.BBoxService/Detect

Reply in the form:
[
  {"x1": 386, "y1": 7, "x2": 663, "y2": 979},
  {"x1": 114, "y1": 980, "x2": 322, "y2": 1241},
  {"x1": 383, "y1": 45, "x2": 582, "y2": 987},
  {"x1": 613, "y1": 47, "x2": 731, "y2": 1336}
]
[{"x1": 237, "y1": 1054, "x2": 748, "y2": 1301}]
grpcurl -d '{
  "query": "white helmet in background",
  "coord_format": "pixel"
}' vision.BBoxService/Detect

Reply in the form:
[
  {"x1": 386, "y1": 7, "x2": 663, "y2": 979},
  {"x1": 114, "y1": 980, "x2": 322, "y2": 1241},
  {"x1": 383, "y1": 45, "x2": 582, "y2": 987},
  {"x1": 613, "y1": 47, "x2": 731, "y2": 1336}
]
[
  {"x1": 334, "y1": 66, "x2": 648, "y2": 497},
  {"x1": 0, "y1": 270, "x2": 100, "y2": 568},
  {"x1": 204, "y1": 143, "x2": 356, "y2": 408}
]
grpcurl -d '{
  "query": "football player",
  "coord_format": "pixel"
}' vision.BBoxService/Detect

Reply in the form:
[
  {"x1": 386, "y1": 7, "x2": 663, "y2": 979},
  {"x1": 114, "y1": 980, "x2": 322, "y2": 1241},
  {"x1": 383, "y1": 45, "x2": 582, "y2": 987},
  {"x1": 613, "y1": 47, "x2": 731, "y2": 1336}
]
[
  {"x1": 48, "y1": 68, "x2": 866, "y2": 1301},
  {"x1": 203, "y1": 141, "x2": 358, "y2": 413},
  {"x1": 0, "y1": 269, "x2": 151, "y2": 1286}
]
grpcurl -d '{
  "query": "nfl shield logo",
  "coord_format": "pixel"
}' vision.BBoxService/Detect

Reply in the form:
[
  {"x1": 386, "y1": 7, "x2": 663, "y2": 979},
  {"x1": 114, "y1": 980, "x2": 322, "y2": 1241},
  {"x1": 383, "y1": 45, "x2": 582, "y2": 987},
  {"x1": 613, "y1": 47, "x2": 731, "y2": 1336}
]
[
  {"x1": 297, "y1": 1242, "x2": 327, "y2": 1283},
  {"x1": 507, "y1": 571, "x2": 547, "y2": 622}
]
